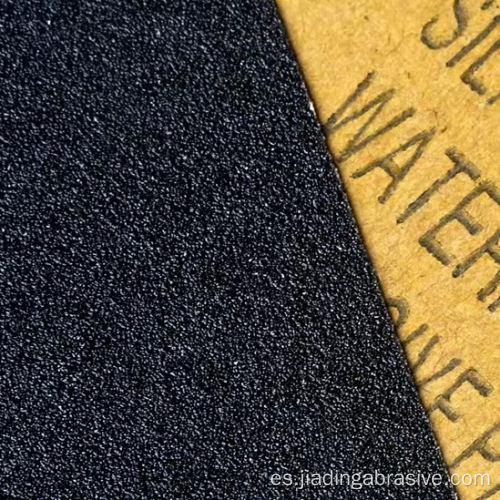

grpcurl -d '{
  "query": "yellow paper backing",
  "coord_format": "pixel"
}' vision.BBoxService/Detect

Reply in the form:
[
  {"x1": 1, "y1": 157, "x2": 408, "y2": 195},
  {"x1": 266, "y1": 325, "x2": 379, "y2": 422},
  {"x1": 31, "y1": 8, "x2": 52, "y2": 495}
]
[{"x1": 276, "y1": 1, "x2": 500, "y2": 498}]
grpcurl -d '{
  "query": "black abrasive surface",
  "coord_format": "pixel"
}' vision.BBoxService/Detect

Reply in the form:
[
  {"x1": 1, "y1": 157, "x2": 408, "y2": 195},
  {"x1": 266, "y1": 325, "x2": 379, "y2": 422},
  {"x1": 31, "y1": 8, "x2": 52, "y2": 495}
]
[{"x1": 0, "y1": 1, "x2": 455, "y2": 498}]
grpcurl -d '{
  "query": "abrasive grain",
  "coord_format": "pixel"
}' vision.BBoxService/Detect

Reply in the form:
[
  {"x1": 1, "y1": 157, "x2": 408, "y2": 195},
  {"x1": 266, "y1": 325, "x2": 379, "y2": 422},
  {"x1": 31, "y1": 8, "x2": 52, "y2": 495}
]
[{"x1": 0, "y1": 1, "x2": 455, "y2": 498}]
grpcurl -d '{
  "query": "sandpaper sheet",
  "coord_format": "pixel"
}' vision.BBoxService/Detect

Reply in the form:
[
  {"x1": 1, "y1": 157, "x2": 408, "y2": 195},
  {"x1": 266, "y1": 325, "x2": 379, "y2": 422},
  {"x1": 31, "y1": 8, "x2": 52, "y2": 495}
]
[
  {"x1": 276, "y1": 1, "x2": 500, "y2": 499},
  {"x1": 0, "y1": 0, "x2": 454, "y2": 498}
]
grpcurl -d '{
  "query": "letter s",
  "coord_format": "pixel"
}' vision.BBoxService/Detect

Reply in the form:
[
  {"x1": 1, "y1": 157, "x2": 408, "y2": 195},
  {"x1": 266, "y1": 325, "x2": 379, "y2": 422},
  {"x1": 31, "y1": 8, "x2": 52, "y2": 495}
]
[{"x1": 421, "y1": 0, "x2": 467, "y2": 49}]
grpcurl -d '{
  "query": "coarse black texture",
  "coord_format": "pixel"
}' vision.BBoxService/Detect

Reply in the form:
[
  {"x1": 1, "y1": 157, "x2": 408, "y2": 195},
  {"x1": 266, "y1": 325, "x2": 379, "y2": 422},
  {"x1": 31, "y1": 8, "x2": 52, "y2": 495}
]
[{"x1": 0, "y1": 0, "x2": 455, "y2": 498}]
